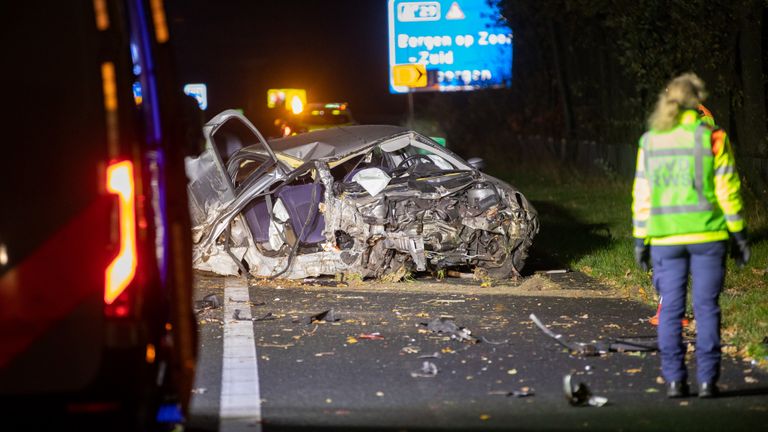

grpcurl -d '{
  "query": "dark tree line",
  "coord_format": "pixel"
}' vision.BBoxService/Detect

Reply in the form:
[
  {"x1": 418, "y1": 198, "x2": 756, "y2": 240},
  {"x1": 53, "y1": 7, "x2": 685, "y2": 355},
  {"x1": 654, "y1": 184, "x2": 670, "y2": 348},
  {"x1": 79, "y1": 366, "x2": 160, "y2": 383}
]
[{"x1": 494, "y1": 0, "x2": 768, "y2": 193}]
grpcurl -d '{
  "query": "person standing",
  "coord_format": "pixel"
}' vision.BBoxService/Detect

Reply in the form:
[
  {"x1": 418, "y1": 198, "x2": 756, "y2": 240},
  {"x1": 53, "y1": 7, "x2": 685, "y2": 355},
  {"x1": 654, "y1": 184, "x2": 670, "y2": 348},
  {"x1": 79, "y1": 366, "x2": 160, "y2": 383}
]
[
  {"x1": 648, "y1": 102, "x2": 716, "y2": 327},
  {"x1": 631, "y1": 72, "x2": 750, "y2": 398}
]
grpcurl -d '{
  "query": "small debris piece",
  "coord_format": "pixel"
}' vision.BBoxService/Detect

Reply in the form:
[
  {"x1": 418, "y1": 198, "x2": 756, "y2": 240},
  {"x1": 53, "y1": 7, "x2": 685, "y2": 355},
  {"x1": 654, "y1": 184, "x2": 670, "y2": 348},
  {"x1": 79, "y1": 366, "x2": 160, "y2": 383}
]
[
  {"x1": 530, "y1": 313, "x2": 657, "y2": 356},
  {"x1": 401, "y1": 345, "x2": 421, "y2": 354},
  {"x1": 191, "y1": 388, "x2": 207, "y2": 395},
  {"x1": 479, "y1": 414, "x2": 491, "y2": 421},
  {"x1": 418, "y1": 352, "x2": 442, "y2": 359},
  {"x1": 446, "y1": 270, "x2": 474, "y2": 279},
  {"x1": 563, "y1": 374, "x2": 607, "y2": 407},
  {"x1": 745, "y1": 376, "x2": 758, "y2": 384},
  {"x1": 480, "y1": 336, "x2": 509, "y2": 345},
  {"x1": 314, "y1": 352, "x2": 335, "y2": 357},
  {"x1": 346, "y1": 336, "x2": 358, "y2": 344},
  {"x1": 422, "y1": 299, "x2": 466, "y2": 305},
  {"x1": 253, "y1": 312, "x2": 276, "y2": 322},
  {"x1": 507, "y1": 369, "x2": 518, "y2": 375},
  {"x1": 422, "y1": 317, "x2": 475, "y2": 342},
  {"x1": 233, "y1": 309, "x2": 276, "y2": 322},
  {"x1": 306, "y1": 309, "x2": 341, "y2": 325},
  {"x1": 194, "y1": 293, "x2": 222, "y2": 312},
  {"x1": 375, "y1": 391, "x2": 384, "y2": 397},
  {"x1": 489, "y1": 388, "x2": 534, "y2": 398},
  {"x1": 411, "y1": 361, "x2": 438, "y2": 378},
  {"x1": 359, "y1": 332, "x2": 385, "y2": 340}
]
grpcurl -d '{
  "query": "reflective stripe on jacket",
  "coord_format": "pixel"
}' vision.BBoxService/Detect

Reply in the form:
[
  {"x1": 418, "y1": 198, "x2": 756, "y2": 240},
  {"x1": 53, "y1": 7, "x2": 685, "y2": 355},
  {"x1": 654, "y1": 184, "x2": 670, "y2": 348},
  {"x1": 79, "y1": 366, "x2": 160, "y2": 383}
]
[{"x1": 632, "y1": 110, "x2": 745, "y2": 245}]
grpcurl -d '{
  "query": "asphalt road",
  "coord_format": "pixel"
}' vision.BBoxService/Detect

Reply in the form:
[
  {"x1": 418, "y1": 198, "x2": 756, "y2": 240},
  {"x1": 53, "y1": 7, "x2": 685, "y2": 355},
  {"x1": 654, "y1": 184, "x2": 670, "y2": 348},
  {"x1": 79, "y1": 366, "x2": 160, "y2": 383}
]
[{"x1": 187, "y1": 272, "x2": 768, "y2": 431}]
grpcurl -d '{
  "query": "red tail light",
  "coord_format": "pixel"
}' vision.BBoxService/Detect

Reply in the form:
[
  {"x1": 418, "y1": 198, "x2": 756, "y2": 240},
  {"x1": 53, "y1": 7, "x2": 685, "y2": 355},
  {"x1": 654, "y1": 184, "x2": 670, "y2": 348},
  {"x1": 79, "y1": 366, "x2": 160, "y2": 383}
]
[{"x1": 104, "y1": 160, "x2": 137, "y2": 311}]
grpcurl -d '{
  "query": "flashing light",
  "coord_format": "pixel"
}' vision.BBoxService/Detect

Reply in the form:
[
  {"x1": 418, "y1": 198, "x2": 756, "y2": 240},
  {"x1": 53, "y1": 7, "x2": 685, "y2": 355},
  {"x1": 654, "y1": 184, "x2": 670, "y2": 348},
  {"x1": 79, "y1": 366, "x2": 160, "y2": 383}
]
[
  {"x1": 146, "y1": 343, "x2": 156, "y2": 363},
  {"x1": 105, "y1": 160, "x2": 137, "y2": 305},
  {"x1": 150, "y1": 0, "x2": 169, "y2": 43},
  {"x1": 291, "y1": 95, "x2": 304, "y2": 115},
  {"x1": 267, "y1": 88, "x2": 307, "y2": 111},
  {"x1": 93, "y1": 0, "x2": 110, "y2": 30},
  {"x1": 101, "y1": 62, "x2": 117, "y2": 112}
]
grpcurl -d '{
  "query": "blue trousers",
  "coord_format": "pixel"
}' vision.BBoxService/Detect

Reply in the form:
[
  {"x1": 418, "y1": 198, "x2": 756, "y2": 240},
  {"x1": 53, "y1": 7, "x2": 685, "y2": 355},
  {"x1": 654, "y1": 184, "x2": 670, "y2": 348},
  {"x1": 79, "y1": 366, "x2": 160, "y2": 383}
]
[{"x1": 651, "y1": 241, "x2": 726, "y2": 384}]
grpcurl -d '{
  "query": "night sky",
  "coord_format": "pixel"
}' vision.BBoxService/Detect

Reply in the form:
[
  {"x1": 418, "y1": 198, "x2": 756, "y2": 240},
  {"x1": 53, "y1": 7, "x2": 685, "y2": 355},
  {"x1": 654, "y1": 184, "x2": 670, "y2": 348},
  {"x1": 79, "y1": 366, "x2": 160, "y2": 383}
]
[{"x1": 166, "y1": 0, "x2": 407, "y2": 130}]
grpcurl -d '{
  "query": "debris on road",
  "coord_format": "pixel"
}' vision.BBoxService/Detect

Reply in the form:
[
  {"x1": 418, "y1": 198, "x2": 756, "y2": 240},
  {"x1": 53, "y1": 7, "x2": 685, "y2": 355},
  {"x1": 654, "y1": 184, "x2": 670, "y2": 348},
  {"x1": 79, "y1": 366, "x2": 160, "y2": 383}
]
[
  {"x1": 401, "y1": 345, "x2": 421, "y2": 354},
  {"x1": 306, "y1": 309, "x2": 341, "y2": 325},
  {"x1": 418, "y1": 352, "x2": 442, "y2": 359},
  {"x1": 479, "y1": 335, "x2": 509, "y2": 345},
  {"x1": 233, "y1": 309, "x2": 276, "y2": 322},
  {"x1": 488, "y1": 388, "x2": 534, "y2": 398},
  {"x1": 194, "y1": 293, "x2": 221, "y2": 312},
  {"x1": 563, "y1": 374, "x2": 608, "y2": 407},
  {"x1": 421, "y1": 317, "x2": 476, "y2": 342},
  {"x1": 530, "y1": 313, "x2": 598, "y2": 355},
  {"x1": 422, "y1": 299, "x2": 466, "y2": 305},
  {"x1": 534, "y1": 269, "x2": 569, "y2": 274},
  {"x1": 302, "y1": 278, "x2": 348, "y2": 288},
  {"x1": 530, "y1": 313, "x2": 658, "y2": 356},
  {"x1": 191, "y1": 387, "x2": 207, "y2": 395},
  {"x1": 253, "y1": 312, "x2": 276, "y2": 322},
  {"x1": 445, "y1": 270, "x2": 474, "y2": 279},
  {"x1": 359, "y1": 332, "x2": 385, "y2": 340},
  {"x1": 410, "y1": 361, "x2": 439, "y2": 378}
]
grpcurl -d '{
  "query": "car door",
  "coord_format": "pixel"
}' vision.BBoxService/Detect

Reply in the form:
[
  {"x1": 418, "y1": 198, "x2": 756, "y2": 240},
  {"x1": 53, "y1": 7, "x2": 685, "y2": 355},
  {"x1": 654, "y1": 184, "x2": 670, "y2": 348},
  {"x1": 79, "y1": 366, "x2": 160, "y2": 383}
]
[{"x1": 186, "y1": 110, "x2": 287, "y2": 267}]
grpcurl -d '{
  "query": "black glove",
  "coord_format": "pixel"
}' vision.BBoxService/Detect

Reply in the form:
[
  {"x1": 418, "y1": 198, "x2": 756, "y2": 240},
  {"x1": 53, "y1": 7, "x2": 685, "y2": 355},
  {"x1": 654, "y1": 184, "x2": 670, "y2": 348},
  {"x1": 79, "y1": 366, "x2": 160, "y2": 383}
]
[
  {"x1": 634, "y1": 237, "x2": 650, "y2": 272},
  {"x1": 731, "y1": 230, "x2": 751, "y2": 268}
]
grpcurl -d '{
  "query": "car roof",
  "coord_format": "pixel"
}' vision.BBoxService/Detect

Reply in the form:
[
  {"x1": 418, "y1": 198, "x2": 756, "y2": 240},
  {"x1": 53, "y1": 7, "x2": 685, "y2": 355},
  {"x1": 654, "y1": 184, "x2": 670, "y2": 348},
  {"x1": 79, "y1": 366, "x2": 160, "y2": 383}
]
[{"x1": 268, "y1": 125, "x2": 408, "y2": 160}]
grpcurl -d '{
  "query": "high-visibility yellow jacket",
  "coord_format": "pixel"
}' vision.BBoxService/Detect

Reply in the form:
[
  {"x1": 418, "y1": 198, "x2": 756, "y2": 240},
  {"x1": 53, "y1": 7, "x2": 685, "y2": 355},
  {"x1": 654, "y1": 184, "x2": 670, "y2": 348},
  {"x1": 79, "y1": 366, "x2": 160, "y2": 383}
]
[{"x1": 632, "y1": 110, "x2": 745, "y2": 245}]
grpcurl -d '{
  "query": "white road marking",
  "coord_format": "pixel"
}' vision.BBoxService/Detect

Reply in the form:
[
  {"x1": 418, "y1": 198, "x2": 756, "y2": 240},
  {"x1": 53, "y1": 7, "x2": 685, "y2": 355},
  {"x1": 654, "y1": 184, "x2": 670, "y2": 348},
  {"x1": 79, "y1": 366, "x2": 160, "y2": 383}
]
[{"x1": 220, "y1": 277, "x2": 262, "y2": 432}]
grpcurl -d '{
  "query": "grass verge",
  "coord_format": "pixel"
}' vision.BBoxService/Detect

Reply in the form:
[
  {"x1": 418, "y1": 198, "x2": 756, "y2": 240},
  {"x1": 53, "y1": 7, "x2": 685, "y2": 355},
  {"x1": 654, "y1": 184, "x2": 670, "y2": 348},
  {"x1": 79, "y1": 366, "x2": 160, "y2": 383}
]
[{"x1": 501, "y1": 164, "x2": 768, "y2": 366}]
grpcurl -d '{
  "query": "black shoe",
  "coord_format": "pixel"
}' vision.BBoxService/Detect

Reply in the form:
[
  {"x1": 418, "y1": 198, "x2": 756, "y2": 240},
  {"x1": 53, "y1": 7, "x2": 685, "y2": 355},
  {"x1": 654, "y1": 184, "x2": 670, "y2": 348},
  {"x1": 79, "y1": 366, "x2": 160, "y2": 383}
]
[
  {"x1": 698, "y1": 382, "x2": 719, "y2": 398},
  {"x1": 666, "y1": 381, "x2": 689, "y2": 398}
]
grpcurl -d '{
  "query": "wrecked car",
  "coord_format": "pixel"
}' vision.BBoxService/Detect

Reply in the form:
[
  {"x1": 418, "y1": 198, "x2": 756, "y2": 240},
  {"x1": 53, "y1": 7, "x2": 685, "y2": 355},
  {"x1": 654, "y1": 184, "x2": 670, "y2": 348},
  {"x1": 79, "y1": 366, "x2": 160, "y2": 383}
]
[{"x1": 186, "y1": 109, "x2": 538, "y2": 279}]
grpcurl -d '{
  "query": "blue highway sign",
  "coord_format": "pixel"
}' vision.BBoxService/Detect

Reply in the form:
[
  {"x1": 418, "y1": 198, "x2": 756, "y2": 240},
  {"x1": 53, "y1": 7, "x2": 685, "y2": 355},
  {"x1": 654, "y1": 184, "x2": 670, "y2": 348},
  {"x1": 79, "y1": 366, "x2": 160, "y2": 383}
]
[{"x1": 387, "y1": 0, "x2": 513, "y2": 93}]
